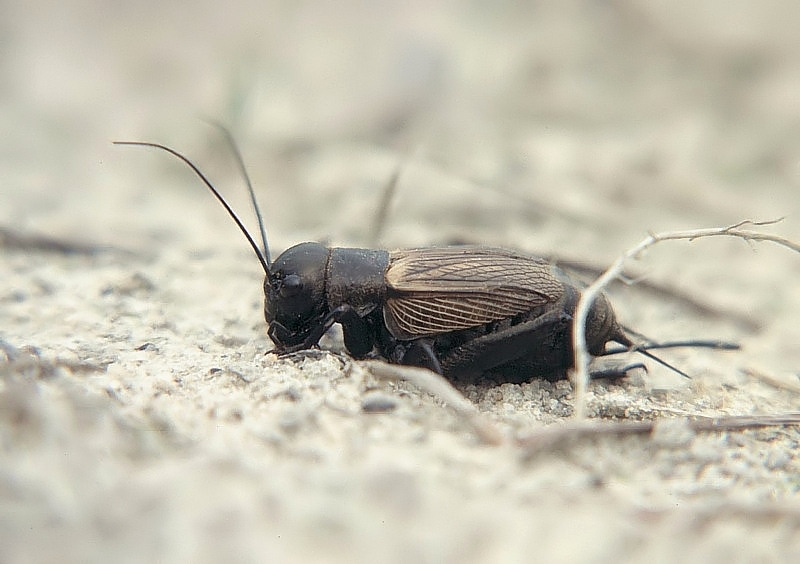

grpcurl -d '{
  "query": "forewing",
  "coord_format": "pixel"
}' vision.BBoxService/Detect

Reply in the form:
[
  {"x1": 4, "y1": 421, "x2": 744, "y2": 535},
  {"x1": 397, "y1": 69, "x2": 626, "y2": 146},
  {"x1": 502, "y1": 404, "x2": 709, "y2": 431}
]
[{"x1": 384, "y1": 246, "x2": 564, "y2": 338}]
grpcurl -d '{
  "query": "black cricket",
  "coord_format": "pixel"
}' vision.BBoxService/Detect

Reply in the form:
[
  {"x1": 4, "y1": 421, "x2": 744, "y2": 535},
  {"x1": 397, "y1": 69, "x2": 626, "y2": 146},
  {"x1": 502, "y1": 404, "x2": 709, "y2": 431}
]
[{"x1": 115, "y1": 139, "x2": 737, "y2": 383}]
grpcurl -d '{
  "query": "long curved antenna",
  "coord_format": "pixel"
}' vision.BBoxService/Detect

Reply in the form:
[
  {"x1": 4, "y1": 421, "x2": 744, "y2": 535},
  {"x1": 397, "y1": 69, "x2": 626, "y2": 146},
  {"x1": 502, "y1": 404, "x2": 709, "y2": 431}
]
[
  {"x1": 113, "y1": 141, "x2": 270, "y2": 275},
  {"x1": 204, "y1": 120, "x2": 270, "y2": 265}
]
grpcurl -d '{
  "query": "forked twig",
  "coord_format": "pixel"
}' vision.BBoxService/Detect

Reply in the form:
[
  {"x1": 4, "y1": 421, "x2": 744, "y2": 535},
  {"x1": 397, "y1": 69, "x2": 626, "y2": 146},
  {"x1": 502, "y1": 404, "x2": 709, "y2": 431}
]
[
  {"x1": 571, "y1": 219, "x2": 800, "y2": 419},
  {"x1": 554, "y1": 258, "x2": 760, "y2": 331}
]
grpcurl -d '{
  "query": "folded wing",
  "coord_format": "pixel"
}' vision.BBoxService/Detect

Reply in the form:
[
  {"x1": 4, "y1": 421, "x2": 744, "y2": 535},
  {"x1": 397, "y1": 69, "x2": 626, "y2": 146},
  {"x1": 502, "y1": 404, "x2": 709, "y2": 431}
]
[{"x1": 384, "y1": 246, "x2": 564, "y2": 339}]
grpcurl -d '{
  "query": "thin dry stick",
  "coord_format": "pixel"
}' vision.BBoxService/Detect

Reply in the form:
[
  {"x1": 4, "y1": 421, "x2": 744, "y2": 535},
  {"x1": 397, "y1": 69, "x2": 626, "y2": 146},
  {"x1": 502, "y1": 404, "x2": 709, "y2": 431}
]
[
  {"x1": 518, "y1": 412, "x2": 800, "y2": 456},
  {"x1": 362, "y1": 360, "x2": 505, "y2": 446},
  {"x1": 554, "y1": 257, "x2": 760, "y2": 331},
  {"x1": 741, "y1": 367, "x2": 800, "y2": 394},
  {"x1": 367, "y1": 146, "x2": 423, "y2": 248},
  {"x1": 367, "y1": 160, "x2": 404, "y2": 248},
  {"x1": 571, "y1": 219, "x2": 800, "y2": 419}
]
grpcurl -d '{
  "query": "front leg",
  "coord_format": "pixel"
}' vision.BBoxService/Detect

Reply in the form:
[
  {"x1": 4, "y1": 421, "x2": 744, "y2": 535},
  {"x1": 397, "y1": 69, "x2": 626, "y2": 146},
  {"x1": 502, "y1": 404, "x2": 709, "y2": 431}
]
[
  {"x1": 269, "y1": 305, "x2": 375, "y2": 357},
  {"x1": 333, "y1": 305, "x2": 376, "y2": 357}
]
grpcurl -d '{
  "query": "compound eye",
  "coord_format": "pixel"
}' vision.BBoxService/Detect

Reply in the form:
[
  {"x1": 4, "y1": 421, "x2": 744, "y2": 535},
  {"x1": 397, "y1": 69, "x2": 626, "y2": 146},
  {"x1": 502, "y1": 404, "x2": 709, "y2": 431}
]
[{"x1": 279, "y1": 274, "x2": 303, "y2": 298}]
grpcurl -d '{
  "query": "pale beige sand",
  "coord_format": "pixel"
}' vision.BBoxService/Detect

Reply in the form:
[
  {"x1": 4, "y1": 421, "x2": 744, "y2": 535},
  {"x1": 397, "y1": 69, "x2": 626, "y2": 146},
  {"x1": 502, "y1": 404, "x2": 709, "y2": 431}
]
[{"x1": 2, "y1": 2, "x2": 800, "y2": 562}]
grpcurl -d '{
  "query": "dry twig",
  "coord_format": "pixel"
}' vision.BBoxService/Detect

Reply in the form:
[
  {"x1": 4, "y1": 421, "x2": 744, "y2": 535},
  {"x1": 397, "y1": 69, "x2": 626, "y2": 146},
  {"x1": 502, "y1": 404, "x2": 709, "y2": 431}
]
[
  {"x1": 518, "y1": 412, "x2": 800, "y2": 456},
  {"x1": 571, "y1": 219, "x2": 800, "y2": 419},
  {"x1": 361, "y1": 360, "x2": 505, "y2": 445},
  {"x1": 555, "y1": 258, "x2": 760, "y2": 331},
  {"x1": 741, "y1": 367, "x2": 800, "y2": 395}
]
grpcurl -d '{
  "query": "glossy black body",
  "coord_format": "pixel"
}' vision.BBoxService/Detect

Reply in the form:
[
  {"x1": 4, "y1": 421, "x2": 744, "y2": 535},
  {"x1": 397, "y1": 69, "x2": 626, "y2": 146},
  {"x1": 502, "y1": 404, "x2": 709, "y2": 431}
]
[{"x1": 264, "y1": 242, "x2": 630, "y2": 383}]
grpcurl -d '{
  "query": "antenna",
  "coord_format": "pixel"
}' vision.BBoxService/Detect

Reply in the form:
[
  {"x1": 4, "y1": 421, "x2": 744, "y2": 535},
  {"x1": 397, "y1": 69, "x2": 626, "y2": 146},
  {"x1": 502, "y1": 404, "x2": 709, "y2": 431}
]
[
  {"x1": 203, "y1": 120, "x2": 270, "y2": 265},
  {"x1": 113, "y1": 141, "x2": 271, "y2": 275}
]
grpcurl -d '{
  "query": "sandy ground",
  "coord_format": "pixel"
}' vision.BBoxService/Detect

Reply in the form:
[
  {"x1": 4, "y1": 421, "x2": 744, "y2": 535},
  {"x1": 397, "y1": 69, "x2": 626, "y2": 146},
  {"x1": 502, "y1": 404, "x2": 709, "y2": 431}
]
[{"x1": 3, "y1": 1, "x2": 800, "y2": 562}]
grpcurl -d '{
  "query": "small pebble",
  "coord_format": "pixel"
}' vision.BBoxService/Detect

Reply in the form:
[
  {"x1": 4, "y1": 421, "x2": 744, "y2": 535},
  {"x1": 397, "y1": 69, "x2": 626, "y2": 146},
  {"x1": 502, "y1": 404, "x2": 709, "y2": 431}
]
[{"x1": 361, "y1": 392, "x2": 398, "y2": 413}]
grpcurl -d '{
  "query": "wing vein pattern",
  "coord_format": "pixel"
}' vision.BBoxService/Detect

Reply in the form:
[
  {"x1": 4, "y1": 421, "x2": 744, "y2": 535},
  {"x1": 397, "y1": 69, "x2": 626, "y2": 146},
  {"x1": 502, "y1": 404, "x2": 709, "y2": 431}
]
[{"x1": 385, "y1": 247, "x2": 564, "y2": 338}]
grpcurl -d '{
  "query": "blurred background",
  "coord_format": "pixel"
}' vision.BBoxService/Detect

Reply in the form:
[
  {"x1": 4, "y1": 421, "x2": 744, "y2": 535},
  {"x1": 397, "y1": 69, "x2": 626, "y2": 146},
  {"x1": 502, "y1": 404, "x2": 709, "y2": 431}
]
[
  {"x1": 3, "y1": 3, "x2": 800, "y2": 560},
  {"x1": 4, "y1": 0, "x2": 800, "y2": 246}
]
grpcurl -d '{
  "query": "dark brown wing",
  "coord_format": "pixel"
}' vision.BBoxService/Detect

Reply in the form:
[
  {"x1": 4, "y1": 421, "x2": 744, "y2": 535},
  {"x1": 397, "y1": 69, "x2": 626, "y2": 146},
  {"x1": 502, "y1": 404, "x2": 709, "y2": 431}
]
[{"x1": 384, "y1": 246, "x2": 564, "y2": 339}]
